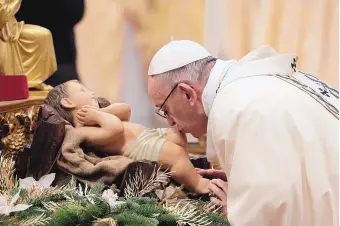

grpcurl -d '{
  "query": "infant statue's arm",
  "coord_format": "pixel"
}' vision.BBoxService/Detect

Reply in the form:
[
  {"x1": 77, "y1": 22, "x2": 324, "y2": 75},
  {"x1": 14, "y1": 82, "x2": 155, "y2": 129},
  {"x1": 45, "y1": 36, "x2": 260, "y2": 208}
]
[
  {"x1": 158, "y1": 142, "x2": 210, "y2": 194},
  {"x1": 75, "y1": 106, "x2": 124, "y2": 146},
  {"x1": 101, "y1": 103, "x2": 131, "y2": 121}
]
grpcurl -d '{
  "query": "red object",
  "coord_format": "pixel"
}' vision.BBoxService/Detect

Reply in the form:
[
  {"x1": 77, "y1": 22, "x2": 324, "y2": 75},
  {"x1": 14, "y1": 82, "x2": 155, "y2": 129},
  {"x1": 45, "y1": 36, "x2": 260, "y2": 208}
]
[{"x1": 0, "y1": 75, "x2": 29, "y2": 101}]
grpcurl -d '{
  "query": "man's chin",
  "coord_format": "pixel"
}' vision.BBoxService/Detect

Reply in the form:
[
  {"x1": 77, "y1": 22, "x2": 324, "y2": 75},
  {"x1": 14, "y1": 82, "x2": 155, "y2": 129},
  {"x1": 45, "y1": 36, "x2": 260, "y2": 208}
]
[
  {"x1": 190, "y1": 131, "x2": 205, "y2": 139},
  {"x1": 182, "y1": 126, "x2": 206, "y2": 138}
]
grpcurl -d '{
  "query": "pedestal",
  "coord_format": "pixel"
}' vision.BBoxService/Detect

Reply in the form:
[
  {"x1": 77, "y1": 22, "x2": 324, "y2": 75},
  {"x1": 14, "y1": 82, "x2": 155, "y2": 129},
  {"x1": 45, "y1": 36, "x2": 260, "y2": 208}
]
[{"x1": 0, "y1": 92, "x2": 47, "y2": 177}]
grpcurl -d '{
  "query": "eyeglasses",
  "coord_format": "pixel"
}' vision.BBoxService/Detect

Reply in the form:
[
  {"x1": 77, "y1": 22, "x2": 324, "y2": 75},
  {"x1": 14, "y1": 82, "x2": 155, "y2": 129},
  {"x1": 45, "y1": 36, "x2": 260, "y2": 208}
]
[{"x1": 155, "y1": 83, "x2": 179, "y2": 118}]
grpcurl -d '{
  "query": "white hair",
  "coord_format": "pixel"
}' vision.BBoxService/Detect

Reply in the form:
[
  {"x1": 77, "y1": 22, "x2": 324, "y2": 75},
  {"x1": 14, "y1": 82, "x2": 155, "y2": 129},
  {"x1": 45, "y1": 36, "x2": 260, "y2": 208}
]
[{"x1": 151, "y1": 56, "x2": 216, "y2": 88}]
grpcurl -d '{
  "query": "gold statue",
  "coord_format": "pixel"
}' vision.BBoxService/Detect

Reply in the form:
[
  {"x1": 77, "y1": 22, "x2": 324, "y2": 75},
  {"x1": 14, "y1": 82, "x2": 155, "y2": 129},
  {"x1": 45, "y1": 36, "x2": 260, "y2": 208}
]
[{"x1": 0, "y1": 0, "x2": 57, "y2": 90}]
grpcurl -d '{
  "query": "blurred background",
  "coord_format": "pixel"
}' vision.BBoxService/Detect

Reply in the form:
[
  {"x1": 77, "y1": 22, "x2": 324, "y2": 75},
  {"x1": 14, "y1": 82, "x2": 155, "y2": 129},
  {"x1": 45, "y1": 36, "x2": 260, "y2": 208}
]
[{"x1": 16, "y1": 0, "x2": 339, "y2": 142}]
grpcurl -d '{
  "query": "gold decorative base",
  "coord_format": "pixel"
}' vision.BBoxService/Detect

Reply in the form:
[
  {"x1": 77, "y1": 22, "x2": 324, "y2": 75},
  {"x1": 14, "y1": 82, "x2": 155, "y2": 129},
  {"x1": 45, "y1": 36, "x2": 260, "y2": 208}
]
[{"x1": 0, "y1": 92, "x2": 47, "y2": 161}]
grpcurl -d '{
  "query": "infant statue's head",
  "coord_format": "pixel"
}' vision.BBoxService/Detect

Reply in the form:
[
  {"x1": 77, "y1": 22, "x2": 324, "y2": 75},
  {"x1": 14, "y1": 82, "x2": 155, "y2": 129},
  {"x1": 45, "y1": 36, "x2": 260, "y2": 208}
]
[{"x1": 44, "y1": 80, "x2": 99, "y2": 125}]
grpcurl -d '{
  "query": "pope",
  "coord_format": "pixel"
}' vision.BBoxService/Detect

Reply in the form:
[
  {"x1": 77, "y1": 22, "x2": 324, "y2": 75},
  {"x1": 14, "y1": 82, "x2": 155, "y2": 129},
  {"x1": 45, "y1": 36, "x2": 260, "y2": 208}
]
[{"x1": 147, "y1": 40, "x2": 339, "y2": 225}]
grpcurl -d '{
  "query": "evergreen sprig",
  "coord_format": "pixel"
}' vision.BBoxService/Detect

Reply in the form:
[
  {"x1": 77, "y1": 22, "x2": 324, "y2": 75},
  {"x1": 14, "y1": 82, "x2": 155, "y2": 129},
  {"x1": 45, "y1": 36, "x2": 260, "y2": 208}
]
[{"x1": 0, "y1": 158, "x2": 229, "y2": 226}]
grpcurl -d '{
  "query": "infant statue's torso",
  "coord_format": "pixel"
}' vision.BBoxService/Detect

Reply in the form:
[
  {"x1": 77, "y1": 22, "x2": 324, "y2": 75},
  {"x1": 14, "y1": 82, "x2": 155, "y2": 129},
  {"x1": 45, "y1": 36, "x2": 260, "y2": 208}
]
[
  {"x1": 98, "y1": 121, "x2": 186, "y2": 159},
  {"x1": 100, "y1": 121, "x2": 147, "y2": 155}
]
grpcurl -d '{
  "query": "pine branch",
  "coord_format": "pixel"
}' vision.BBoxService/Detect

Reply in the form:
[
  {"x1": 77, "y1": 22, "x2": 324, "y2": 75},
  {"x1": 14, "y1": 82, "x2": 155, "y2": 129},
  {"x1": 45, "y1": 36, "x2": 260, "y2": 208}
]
[
  {"x1": 129, "y1": 197, "x2": 157, "y2": 205},
  {"x1": 157, "y1": 213, "x2": 178, "y2": 226},
  {"x1": 38, "y1": 175, "x2": 77, "y2": 201},
  {"x1": 77, "y1": 184, "x2": 96, "y2": 204},
  {"x1": 42, "y1": 201, "x2": 62, "y2": 212},
  {"x1": 0, "y1": 156, "x2": 18, "y2": 194},
  {"x1": 200, "y1": 200, "x2": 223, "y2": 214},
  {"x1": 89, "y1": 183, "x2": 106, "y2": 196},
  {"x1": 28, "y1": 184, "x2": 77, "y2": 206},
  {"x1": 113, "y1": 211, "x2": 158, "y2": 226},
  {"x1": 164, "y1": 200, "x2": 213, "y2": 226},
  {"x1": 124, "y1": 165, "x2": 171, "y2": 199},
  {"x1": 47, "y1": 201, "x2": 109, "y2": 226},
  {"x1": 131, "y1": 203, "x2": 168, "y2": 218},
  {"x1": 20, "y1": 213, "x2": 51, "y2": 226},
  {"x1": 15, "y1": 206, "x2": 43, "y2": 220}
]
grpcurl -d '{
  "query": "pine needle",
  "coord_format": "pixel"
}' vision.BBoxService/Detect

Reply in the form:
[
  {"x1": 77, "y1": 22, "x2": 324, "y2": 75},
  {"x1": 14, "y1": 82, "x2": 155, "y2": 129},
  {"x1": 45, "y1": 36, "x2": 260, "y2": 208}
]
[
  {"x1": 20, "y1": 213, "x2": 51, "y2": 226},
  {"x1": 27, "y1": 184, "x2": 77, "y2": 205},
  {"x1": 201, "y1": 200, "x2": 223, "y2": 214},
  {"x1": 124, "y1": 165, "x2": 172, "y2": 199},
  {"x1": 164, "y1": 200, "x2": 212, "y2": 226},
  {"x1": 0, "y1": 156, "x2": 18, "y2": 194},
  {"x1": 89, "y1": 182, "x2": 106, "y2": 196},
  {"x1": 77, "y1": 184, "x2": 96, "y2": 204},
  {"x1": 42, "y1": 201, "x2": 62, "y2": 212}
]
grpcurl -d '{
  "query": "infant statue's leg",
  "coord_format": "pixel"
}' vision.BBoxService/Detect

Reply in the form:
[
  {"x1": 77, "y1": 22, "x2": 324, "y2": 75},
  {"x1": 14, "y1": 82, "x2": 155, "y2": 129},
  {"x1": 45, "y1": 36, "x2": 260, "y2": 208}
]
[{"x1": 163, "y1": 128, "x2": 188, "y2": 150}]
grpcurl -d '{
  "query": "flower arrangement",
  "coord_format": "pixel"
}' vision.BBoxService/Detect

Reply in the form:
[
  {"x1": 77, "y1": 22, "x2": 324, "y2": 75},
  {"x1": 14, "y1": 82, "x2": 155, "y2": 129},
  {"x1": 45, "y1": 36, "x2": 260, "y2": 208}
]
[{"x1": 0, "y1": 157, "x2": 229, "y2": 226}]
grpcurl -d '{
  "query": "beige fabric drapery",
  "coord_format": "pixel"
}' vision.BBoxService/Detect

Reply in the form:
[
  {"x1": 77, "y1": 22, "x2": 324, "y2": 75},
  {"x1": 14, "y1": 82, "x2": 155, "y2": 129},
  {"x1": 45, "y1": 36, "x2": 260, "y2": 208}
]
[
  {"x1": 204, "y1": 0, "x2": 339, "y2": 88},
  {"x1": 75, "y1": 0, "x2": 205, "y2": 102},
  {"x1": 75, "y1": 0, "x2": 124, "y2": 102}
]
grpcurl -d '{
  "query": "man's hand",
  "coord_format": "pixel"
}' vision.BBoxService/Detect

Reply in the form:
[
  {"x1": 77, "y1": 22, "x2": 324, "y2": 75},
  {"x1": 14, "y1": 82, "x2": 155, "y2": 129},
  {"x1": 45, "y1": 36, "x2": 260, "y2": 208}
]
[
  {"x1": 196, "y1": 169, "x2": 227, "y2": 214},
  {"x1": 76, "y1": 105, "x2": 101, "y2": 126},
  {"x1": 196, "y1": 168, "x2": 227, "y2": 181},
  {"x1": 209, "y1": 179, "x2": 228, "y2": 215}
]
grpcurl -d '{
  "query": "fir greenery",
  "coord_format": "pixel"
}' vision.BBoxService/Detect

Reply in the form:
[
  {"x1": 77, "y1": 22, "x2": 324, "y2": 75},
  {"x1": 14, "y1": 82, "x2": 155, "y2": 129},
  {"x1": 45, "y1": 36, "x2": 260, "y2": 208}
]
[{"x1": 0, "y1": 158, "x2": 229, "y2": 226}]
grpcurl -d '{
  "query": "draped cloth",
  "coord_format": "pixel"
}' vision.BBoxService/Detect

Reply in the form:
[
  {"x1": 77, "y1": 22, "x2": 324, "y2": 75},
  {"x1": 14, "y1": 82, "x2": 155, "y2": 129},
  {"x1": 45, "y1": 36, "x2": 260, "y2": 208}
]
[
  {"x1": 204, "y1": 0, "x2": 338, "y2": 88},
  {"x1": 57, "y1": 125, "x2": 133, "y2": 185}
]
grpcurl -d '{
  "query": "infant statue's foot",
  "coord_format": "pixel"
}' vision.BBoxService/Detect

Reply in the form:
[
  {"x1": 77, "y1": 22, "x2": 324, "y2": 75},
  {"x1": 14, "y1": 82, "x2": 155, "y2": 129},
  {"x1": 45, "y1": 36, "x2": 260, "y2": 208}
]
[{"x1": 76, "y1": 105, "x2": 100, "y2": 126}]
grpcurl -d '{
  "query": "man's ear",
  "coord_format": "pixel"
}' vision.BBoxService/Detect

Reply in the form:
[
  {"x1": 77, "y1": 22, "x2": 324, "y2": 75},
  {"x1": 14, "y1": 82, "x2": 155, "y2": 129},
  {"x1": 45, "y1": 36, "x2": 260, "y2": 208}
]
[
  {"x1": 60, "y1": 98, "x2": 76, "y2": 109},
  {"x1": 178, "y1": 83, "x2": 197, "y2": 106}
]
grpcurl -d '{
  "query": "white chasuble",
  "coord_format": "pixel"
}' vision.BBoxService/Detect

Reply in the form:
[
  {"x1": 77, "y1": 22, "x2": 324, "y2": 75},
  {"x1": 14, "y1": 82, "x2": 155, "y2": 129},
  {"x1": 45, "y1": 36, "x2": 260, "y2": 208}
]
[{"x1": 204, "y1": 46, "x2": 339, "y2": 226}]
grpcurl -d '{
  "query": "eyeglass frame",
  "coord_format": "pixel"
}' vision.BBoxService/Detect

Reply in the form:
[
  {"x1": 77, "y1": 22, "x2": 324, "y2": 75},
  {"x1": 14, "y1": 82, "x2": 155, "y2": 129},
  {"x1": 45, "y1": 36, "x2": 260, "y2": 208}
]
[{"x1": 155, "y1": 83, "x2": 179, "y2": 118}]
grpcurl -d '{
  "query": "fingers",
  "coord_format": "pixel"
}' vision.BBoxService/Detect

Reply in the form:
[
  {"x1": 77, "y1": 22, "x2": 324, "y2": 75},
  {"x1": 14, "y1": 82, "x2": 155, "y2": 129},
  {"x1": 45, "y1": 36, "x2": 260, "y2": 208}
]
[
  {"x1": 77, "y1": 110, "x2": 86, "y2": 116},
  {"x1": 207, "y1": 169, "x2": 227, "y2": 181},
  {"x1": 76, "y1": 113, "x2": 85, "y2": 120},
  {"x1": 208, "y1": 179, "x2": 227, "y2": 215},
  {"x1": 211, "y1": 179, "x2": 228, "y2": 194},
  {"x1": 76, "y1": 108, "x2": 87, "y2": 125},
  {"x1": 195, "y1": 168, "x2": 205, "y2": 176},
  {"x1": 76, "y1": 114, "x2": 85, "y2": 125},
  {"x1": 208, "y1": 179, "x2": 227, "y2": 204},
  {"x1": 195, "y1": 169, "x2": 227, "y2": 181},
  {"x1": 77, "y1": 109, "x2": 86, "y2": 118}
]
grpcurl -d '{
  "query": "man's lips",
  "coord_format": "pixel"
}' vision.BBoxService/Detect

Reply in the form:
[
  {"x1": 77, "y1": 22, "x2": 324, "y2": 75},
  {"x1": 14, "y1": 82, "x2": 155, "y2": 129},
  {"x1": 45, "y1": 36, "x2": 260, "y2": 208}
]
[{"x1": 178, "y1": 128, "x2": 186, "y2": 134}]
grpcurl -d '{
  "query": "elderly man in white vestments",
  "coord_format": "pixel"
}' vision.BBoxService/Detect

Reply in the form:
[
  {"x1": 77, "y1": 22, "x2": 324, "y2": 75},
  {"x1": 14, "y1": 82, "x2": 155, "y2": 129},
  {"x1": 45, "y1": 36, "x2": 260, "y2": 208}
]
[{"x1": 147, "y1": 40, "x2": 339, "y2": 226}]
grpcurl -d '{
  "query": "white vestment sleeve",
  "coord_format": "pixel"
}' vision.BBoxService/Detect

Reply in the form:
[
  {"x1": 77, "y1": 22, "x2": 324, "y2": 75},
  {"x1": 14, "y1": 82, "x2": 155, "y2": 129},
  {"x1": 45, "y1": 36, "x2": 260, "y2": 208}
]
[{"x1": 209, "y1": 92, "x2": 338, "y2": 226}]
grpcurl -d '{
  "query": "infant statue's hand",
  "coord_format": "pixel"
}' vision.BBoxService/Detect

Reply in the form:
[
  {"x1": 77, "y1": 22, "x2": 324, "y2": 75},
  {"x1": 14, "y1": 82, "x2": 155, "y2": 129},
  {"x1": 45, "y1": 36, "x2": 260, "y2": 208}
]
[{"x1": 76, "y1": 105, "x2": 100, "y2": 126}]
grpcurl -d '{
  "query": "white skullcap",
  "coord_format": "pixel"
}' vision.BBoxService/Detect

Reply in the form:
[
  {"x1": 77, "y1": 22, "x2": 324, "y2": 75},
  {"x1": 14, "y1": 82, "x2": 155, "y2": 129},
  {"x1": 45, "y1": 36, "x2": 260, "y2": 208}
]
[{"x1": 148, "y1": 40, "x2": 211, "y2": 75}]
